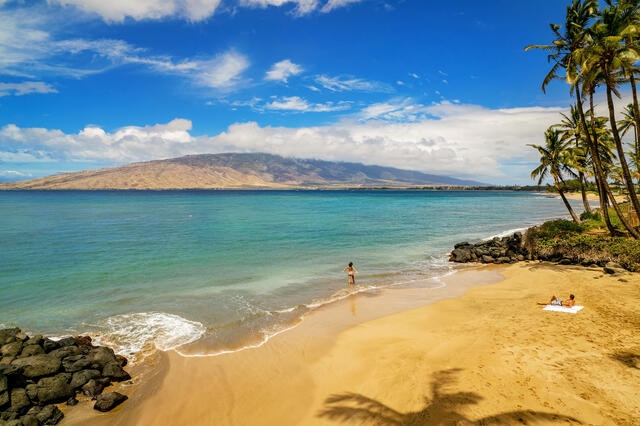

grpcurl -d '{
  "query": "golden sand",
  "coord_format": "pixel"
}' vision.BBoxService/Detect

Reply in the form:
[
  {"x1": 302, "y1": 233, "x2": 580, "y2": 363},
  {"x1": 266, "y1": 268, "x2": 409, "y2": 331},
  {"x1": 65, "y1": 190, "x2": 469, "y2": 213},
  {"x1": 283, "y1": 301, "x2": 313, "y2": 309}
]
[{"x1": 67, "y1": 263, "x2": 640, "y2": 425}]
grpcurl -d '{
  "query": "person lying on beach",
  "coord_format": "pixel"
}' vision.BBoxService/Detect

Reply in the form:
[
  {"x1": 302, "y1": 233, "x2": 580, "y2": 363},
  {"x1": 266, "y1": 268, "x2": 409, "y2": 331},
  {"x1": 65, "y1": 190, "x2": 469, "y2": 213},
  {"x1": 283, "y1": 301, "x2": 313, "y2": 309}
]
[
  {"x1": 537, "y1": 294, "x2": 575, "y2": 307},
  {"x1": 342, "y1": 262, "x2": 358, "y2": 286}
]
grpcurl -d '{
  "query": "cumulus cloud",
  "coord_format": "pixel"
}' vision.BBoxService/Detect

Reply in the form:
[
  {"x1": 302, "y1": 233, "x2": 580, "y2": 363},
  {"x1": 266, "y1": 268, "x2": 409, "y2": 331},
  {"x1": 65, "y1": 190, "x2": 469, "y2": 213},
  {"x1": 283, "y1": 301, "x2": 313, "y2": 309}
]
[
  {"x1": 0, "y1": 102, "x2": 566, "y2": 184},
  {"x1": 265, "y1": 59, "x2": 303, "y2": 83},
  {"x1": 50, "y1": 0, "x2": 222, "y2": 22}
]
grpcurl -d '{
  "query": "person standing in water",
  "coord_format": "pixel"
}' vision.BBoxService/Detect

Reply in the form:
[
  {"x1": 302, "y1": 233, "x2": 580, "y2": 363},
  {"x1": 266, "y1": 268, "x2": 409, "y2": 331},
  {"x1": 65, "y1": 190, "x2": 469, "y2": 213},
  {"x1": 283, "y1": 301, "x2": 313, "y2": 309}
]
[{"x1": 342, "y1": 262, "x2": 358, "y2": 286}]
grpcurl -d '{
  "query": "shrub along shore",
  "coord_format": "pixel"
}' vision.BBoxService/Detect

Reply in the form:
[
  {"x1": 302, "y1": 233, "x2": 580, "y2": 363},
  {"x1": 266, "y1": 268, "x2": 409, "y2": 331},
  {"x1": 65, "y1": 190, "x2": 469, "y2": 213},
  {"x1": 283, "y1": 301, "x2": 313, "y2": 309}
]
[{"x1": 450, "y1": 219, "x2": 640, "y2": 273}]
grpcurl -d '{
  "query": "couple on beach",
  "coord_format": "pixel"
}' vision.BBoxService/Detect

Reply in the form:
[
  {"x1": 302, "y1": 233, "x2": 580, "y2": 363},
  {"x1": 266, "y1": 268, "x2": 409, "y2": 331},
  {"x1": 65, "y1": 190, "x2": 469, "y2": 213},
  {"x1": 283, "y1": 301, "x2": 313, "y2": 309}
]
[{"x1": 538, "y1": 294, "x2": 575, "y2": 307}]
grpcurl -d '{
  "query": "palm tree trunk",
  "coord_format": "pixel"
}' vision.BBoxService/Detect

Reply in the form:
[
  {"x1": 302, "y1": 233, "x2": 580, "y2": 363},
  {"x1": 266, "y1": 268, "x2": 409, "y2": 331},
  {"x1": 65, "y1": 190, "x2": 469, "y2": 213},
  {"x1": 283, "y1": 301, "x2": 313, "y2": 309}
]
[
  {"x1": 579, "y1": 87, "x2": 640, "y2": 238},
  {"x1": 629, "y1": 73, "x2": 640, "y2": 184},
  {"x1": 578, "y1": 171, "x2": 592, "y2": 213},
  {"x1": 555, "y1": 176, "x2": 580, "y2": 222}
]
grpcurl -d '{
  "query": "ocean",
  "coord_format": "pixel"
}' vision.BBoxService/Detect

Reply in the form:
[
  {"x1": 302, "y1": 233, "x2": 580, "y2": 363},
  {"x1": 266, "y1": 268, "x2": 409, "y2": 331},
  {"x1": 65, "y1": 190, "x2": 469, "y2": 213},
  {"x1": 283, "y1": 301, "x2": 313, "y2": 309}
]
[{"x1": 0, "y1": 190, "x2": 581, "y2": 360}]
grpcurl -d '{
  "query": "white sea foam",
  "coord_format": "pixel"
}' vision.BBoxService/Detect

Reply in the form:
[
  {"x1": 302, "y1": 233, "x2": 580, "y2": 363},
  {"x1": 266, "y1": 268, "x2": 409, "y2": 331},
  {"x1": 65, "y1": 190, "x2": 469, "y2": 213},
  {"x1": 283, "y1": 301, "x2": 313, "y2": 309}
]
[
  {"x1": 91, "y1": 312, "x2": 206, "y2": 360},
  {"x1": 484, "y1": 227, "x2": 529, "y2": 240}
]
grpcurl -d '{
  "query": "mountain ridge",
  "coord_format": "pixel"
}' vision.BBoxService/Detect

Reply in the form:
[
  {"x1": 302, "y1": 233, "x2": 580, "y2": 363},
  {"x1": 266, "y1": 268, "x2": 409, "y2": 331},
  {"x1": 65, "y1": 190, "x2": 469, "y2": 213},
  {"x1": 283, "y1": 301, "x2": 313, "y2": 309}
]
[{"x1": 0, "y1": 153, "x2": 486, "y2": 190}]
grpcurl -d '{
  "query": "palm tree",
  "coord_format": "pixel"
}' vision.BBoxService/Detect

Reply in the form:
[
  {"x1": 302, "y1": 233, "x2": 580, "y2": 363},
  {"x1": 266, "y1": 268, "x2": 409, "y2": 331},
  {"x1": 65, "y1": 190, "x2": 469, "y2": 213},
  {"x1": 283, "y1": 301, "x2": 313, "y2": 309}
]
[
  {"x1": 530, "y1": 127, "x2": 581, "y2": 222},
  {"x1": 577, "y1": 0, "x2": 640, "y2": 221},
  {"x1": 527, "y1": 0, "x2": 640, "y2": 238},
  {"x1": 555, "y1": 104, "x2": 593, "y2": 212}
]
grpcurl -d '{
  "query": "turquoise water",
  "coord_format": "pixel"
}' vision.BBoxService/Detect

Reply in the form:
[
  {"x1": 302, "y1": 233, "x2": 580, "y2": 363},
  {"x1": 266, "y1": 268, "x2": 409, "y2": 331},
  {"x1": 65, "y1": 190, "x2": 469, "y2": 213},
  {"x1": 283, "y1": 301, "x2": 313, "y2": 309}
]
[{"x1": 0, "y1": 190, "x2": 581, "y2": 358}]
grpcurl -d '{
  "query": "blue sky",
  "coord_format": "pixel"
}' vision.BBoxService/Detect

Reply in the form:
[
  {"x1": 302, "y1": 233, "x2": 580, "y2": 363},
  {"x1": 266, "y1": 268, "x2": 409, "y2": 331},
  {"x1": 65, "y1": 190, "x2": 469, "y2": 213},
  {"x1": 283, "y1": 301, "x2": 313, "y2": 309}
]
[{"x1": 1, "y1": 0, "x2": 582, "y2": 184}]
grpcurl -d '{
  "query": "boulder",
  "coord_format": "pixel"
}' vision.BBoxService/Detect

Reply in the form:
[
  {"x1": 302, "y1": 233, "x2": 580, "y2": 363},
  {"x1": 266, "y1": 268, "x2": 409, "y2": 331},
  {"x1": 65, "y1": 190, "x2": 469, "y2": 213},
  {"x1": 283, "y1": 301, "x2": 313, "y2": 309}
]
[
  {"x1": 25, "y1": 404, "x2": 64, "y2": 425},
  {"x1": 604, "y1": 261, "x2": 626, "y2": 275},
  {"x1": 62, "y1": 355, "x2": 91, "y2": 373},
  {"x1": 18, "y1": 344, "x2": 44, "y2": 358},
  {"x1": 8, "y1": 388, "x2": 30, "y2": 415},
  {"x1": 70, "y1": 369, "x2": 101, "y2": 390},
  {"x1": 10, "y1": 354, "x2": 61, "y2": 379},
  {"x1": 82, "y1": 378, "x2": 109, "y2": 398},
  {"x1": 49, "y1": 346, "x2": 81, "y2": 360},
  {"x1": 93, "y1": 392, "x2": 128, "y2": 412},
  {"x1": 0, "y1": 375, "x2": 9, "y2": 410},
  {"x1": 102, "y1": 362, "x2": 131, "y2": 382},
  {"x1": 36, "y1": 373, "x2": 74, "y2": 404},
  {"x1": 42, "y1": 338, "x2": 61, "y2": 353},
  {"x1": 0, "y1": 329, "x2": 21, "y2": 346},
  {"x1": 87, "y1": 346, "x2": 118, "y2": 369},
  {"x1": 1, "y1": 342, "x2": 23, "y2": 358}
]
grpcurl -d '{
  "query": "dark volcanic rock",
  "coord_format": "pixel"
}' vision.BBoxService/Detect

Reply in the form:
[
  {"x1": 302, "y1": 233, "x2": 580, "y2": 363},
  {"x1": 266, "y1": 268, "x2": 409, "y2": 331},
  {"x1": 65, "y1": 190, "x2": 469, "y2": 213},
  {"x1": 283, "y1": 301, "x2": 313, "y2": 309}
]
[
  {"x1": 449, "y1": 233, "x2": 528, "y2": 265},
  {"x1": 10, "y1": 355, "x2": 61, "y2": 379},
  {"x1": 36, "y1": 374, "x2": 74, "y2": 404},
  {"x1": 0, "y1": 328, "x2": 131, "y2": 425},
  {"x1": 93, "y1": 391, "x2": 128, "y2": 412}
]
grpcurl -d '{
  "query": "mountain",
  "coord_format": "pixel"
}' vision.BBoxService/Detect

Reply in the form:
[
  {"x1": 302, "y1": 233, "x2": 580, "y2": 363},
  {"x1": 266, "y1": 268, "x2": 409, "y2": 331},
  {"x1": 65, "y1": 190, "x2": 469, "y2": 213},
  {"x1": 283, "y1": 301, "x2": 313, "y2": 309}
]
[{"x1": 0, "y1": 153, "x2": 486, "y2": 190}]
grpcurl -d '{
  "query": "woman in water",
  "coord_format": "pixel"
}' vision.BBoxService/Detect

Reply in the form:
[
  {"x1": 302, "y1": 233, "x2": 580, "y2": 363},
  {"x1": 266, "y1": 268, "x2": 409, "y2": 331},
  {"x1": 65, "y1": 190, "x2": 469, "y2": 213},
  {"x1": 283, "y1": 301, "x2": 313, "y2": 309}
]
[{"x1": 342, "y1": 262, "x2": 358, "y2": 286}]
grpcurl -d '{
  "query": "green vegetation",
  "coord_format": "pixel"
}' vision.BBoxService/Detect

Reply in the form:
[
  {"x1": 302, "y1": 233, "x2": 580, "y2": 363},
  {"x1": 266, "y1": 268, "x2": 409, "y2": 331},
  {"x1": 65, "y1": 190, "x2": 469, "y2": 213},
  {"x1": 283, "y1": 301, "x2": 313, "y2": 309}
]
[{"x1": 524, "y1": 214, "x2": 640, "y2": 271}]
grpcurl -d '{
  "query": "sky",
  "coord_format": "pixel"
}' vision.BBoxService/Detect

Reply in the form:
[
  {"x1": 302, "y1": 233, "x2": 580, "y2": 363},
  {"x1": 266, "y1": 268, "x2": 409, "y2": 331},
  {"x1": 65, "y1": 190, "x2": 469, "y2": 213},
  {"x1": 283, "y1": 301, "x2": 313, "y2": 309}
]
[{"x1": 0, "y1": 0, "x2": 588, "y2": 185}]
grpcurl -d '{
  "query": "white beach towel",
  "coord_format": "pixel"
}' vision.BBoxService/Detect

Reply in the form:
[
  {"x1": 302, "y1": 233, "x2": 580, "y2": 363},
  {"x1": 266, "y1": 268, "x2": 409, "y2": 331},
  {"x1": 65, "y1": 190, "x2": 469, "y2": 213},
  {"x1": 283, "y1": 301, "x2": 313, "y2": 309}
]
[{"x1": 542, "y1": 305, "x2": 584, "y2": 314}]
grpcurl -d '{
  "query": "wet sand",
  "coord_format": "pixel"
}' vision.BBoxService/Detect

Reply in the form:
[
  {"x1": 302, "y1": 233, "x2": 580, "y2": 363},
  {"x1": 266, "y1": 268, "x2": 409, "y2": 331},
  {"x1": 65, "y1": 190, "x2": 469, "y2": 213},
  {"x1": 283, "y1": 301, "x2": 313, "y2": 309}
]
[{"x1": 67, "y1": 263, "x2": 640, "y2": 425}]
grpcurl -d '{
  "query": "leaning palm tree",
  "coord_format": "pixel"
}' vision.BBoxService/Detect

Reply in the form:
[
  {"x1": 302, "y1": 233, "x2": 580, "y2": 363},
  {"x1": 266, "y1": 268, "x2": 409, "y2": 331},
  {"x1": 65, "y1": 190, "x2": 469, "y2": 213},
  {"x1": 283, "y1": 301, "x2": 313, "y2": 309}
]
[{"x1": 530, "y1": 127, "x2": 581, "y2": 222}]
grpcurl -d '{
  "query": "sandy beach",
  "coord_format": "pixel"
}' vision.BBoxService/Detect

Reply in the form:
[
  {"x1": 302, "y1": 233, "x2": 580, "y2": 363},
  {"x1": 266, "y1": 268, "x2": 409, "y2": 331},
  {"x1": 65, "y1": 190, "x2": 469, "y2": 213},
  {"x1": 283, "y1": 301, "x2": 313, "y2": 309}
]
[{"x1": 66, "y1": 263, "x2": 640, "y2": 425}]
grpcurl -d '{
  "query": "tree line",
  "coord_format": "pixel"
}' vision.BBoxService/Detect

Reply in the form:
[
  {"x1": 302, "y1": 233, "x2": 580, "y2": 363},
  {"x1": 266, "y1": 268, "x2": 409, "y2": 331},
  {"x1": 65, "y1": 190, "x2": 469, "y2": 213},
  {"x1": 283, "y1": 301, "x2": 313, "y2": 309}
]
[{"x1": 527, "y1": 0, "x2": 640, "y2": 238}]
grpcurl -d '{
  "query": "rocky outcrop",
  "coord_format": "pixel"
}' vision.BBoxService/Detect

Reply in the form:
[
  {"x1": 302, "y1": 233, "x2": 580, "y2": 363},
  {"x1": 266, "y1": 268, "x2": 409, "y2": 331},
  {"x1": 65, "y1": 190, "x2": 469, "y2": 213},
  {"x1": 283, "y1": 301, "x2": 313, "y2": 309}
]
[
  {"x1": 449, "y1": 232, "x2": 632, "y2": 274},
  {"x1": 0, "y1": 328, "x2": 130, "y2": 425},
  {"x1": 449, "y1": 232, "x2": 528, "y2": 264}
]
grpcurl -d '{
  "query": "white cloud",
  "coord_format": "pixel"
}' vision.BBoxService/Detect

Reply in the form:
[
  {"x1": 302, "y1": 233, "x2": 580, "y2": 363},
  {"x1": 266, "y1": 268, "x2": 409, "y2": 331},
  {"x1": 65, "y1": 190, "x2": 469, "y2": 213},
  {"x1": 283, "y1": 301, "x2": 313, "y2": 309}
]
[
  {"x1": 0, "y1": 6, "x2": 250, "y2": 93},
  {"x1": 0, "y1": 102, "x2": 566, "y2": 184},
  {"x1": 193, "y1": 51, "x2": 251, "y2": 89},
  {"x1": 239, "y1": 0, "x2": 365, "y2": 15},
  {"x1": 315, "y1": 75, "x2": 392, "y2": 93},
  {"x1": 45, "y1": 0, "x2": 365, "y2": 20},
  {"x1": 0, "y1": 81, "x2": 57, "y2": 96},
  {"x1": 239, "y1": 0, "x2": 319, "y2": 15},
  {"x1": 265, "y1": 96, "x2": 350, "y2": 112},
  {"x1": 50, "y1": 0, "x2": 222, "y2": 22},
  {"x1": 265, "y1": 59, "x2": 303, "y2": 83},
  {"x1": 320, "y1": 0, "x2": 363, "y2": 13}
]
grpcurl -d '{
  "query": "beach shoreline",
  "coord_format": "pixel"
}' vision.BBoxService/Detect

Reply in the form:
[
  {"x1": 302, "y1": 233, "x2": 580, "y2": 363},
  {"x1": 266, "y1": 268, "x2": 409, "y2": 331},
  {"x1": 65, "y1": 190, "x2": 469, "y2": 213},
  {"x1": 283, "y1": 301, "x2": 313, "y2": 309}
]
[{"x1": 64, "y1": 262, "x2": 640, "y2": 425}]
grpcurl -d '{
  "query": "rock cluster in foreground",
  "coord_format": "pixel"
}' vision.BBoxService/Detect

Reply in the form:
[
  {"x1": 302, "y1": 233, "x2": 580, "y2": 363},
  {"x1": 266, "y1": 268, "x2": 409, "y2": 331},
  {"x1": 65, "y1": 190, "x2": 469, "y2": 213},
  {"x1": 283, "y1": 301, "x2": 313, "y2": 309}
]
[{"x1": 1, "y1": 328, "x2": 130, "y2": 425}]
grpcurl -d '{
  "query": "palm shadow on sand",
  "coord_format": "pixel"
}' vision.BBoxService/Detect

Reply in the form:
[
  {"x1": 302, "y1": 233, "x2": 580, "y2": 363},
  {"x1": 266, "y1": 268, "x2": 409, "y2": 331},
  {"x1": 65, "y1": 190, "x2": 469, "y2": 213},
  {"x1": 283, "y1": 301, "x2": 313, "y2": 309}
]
[{"x1": 317, "y1": 368, "x2": 582, "y2": 425}]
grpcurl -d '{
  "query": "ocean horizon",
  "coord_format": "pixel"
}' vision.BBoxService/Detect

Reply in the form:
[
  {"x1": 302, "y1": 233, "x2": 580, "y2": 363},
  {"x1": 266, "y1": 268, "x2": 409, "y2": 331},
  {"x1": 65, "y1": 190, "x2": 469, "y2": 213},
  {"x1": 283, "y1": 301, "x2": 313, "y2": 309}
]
[{"x1": 0, "y1": 189, "x2": 582, "y2": 361}]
